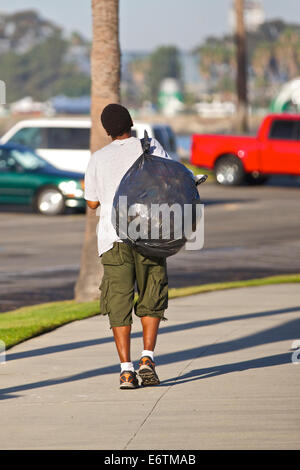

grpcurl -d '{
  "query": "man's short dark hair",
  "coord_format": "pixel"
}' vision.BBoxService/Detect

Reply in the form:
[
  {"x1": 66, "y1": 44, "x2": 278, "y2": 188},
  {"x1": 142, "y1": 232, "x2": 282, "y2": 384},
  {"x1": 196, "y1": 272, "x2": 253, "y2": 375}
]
[{"x1": 101, "y1": 103, "x2": 133, "y2": 138}]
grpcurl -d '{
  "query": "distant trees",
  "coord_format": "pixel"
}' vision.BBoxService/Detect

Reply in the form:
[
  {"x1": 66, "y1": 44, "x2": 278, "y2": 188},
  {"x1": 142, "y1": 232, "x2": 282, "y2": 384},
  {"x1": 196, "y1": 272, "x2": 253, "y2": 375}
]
[
  {"x1": 126, "y1": 46, "x2": 181, "y2": 107},
  {"x1": 146, "y1": 46, "x2": 181, "y2": 104},
  {"x1": 252, "y1": 27, "x2": 300, "y2": 83},
  {"x1": 3, "y1": 8, "x2": 300, "y2": 111},
  {"x1": 195, "y1": 19, "x2": 300, "y2": 107},
  {"x1": 195, "y1": 37, "x2": 235, "y2": 93},
  {"x1": 0, "y1": 11, "x2": 91, "y2": 102}
]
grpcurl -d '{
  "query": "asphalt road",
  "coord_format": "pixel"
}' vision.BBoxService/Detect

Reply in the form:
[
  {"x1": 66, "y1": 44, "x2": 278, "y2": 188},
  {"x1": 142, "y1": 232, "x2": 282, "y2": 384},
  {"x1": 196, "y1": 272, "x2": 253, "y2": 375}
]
[{"x1": 1, "y1": 175, "x2": 300, "y2": 312}]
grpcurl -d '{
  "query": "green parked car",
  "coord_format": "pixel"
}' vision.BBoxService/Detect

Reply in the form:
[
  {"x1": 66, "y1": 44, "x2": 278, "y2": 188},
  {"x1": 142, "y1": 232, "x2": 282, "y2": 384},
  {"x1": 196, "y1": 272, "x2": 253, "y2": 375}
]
[{"x1": 0, "y1": 143, "x2": 86, "y2": 215}]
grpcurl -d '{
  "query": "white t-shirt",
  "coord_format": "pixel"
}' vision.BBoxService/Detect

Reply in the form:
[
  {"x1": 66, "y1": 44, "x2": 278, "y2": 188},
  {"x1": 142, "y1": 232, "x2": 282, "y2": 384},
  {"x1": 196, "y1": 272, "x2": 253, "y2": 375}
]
[{"x1": 84, "y1": 136, "x2": 171, "y2": 256}]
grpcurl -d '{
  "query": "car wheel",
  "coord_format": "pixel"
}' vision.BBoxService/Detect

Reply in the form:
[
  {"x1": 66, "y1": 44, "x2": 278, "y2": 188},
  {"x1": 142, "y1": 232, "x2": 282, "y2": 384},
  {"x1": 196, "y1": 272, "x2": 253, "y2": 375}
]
[
  {"x1": 35, "y1": 187, "x2": 65, "y2": 215},
  {"x1": 214, "y1": 155, "x2": 245, "y2": 186},
  {"x1": 246, "y1": 172, "x2": 269, "y2": 185}
]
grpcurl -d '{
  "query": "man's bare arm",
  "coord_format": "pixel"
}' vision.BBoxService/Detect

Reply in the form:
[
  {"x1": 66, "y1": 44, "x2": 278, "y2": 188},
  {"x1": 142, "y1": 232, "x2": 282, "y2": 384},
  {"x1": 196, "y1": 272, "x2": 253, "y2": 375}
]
[{"x1": 86, "y1": 200, "x2": 100, "y2": 210}]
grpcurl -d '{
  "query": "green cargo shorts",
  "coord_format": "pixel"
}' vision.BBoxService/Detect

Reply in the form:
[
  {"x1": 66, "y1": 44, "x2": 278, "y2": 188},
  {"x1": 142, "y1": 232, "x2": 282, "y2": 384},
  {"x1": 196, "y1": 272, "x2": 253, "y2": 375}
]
[{"x1": 99, "y1": 242, "x2": 168, "y2": 327}]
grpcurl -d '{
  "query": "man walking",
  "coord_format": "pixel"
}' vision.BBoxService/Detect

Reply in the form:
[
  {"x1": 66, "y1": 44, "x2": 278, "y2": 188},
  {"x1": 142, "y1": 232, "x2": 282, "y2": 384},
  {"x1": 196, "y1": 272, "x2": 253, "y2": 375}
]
[{"x1": 84, "y1": 104, "x2": 170, "y2": 389}]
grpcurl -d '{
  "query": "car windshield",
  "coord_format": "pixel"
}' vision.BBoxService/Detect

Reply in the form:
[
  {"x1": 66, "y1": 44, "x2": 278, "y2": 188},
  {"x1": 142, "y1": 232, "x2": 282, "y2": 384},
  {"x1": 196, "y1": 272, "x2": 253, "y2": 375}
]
[{"x1": 10, "y1": 148, "x2": 47, "y2": 170}]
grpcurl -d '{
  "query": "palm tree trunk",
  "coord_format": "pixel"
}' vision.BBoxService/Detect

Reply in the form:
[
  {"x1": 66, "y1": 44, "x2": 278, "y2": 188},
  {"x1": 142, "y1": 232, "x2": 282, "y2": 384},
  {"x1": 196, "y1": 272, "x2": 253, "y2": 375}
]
[
  {"x1": 75, "y1": 0, "x2": 120, "y2": 302},
  {"x1": 235, "y1": 0, "x2": 248, "y2": 133}
]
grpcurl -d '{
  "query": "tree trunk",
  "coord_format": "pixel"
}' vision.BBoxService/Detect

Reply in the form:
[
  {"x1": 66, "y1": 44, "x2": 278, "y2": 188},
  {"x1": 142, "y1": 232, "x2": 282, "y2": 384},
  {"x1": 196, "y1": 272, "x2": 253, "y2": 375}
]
[
  {"x1": 235, "y1": 0, "x2": 248, "y2": 133},
  {"x1": 75, "y1": 0, "x2": 120, "y2": 302}
]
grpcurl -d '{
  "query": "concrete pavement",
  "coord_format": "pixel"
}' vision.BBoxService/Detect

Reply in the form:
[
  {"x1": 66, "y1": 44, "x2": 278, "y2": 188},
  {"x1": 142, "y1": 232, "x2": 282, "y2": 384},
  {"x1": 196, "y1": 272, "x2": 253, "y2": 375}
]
[{"x1": 1, "y1": 283, "x2": 300, "y2": 449}]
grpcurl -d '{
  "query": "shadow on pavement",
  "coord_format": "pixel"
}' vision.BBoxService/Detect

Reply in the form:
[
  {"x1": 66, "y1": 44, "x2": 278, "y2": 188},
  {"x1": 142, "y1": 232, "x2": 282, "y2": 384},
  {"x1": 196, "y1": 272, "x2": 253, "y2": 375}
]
[
  {"x1": 1, "y1": 306, "x2": 299, "y2": 400},
  {"x1": 159, "y1": 352, "x2": 291, "y2": 386},
  {"x1": 6, "y1": 305, "x2": 300, "y2": 362}
]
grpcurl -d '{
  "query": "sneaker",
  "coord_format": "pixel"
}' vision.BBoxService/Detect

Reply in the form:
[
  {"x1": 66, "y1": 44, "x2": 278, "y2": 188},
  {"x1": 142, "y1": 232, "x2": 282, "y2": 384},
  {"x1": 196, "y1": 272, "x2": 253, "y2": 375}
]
[
  {"x1": 119, "y1": 370, "x2": 139, "y2": 390},
  {"x1": 138, "y1": 356, "x2": 160, "y2": 386}
]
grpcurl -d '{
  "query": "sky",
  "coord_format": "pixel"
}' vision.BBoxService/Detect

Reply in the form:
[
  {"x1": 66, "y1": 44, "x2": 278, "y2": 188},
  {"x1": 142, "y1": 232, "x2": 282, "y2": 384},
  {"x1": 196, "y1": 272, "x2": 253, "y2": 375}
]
[{"x1": 0, "y1": 0, "x2": 300, "y2": 51}]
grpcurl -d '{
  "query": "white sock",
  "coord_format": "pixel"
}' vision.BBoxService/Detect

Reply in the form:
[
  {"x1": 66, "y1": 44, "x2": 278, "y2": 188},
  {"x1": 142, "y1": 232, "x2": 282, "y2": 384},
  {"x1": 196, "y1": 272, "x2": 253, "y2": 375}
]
[
  {"x1": 141, "y1": 350, "x2": 154, "y2": 361},
  {"x1": 120, "y1": 362, "x2": 134, "y2": 373}
]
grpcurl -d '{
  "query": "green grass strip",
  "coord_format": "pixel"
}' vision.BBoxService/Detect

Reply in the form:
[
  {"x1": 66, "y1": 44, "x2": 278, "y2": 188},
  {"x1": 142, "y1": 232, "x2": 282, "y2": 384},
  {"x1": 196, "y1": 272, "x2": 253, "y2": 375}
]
[
  {"x1": 1, "y1": 273, "x2": 299, "y2": 349},
  {"x1": 0, "y1": 300, "x2": 99, "y2": 350},
  {"x1": 168, "y1": 273, "x2": 300, "y2": 299}
]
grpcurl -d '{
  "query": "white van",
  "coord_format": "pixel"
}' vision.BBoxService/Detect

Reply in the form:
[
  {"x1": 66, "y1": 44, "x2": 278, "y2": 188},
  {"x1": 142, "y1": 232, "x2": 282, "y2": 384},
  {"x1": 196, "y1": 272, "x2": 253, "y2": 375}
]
[{"x1": 0, "y1": 118, "x2": 179, "y2": 173}]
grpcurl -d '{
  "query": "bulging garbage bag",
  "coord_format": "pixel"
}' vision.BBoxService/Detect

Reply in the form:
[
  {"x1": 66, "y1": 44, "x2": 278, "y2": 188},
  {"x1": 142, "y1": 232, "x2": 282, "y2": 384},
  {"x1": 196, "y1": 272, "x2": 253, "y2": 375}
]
[{"x1": 112, "y1": 133, "x2": 205, "y2": 258}]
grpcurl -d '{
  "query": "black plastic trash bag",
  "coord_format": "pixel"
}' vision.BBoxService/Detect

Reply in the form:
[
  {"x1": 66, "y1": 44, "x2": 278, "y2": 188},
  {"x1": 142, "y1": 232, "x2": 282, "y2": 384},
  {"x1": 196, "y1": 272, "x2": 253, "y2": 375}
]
[{"x1": 112, "y1": 132, "x2": 206, "y2": 258}]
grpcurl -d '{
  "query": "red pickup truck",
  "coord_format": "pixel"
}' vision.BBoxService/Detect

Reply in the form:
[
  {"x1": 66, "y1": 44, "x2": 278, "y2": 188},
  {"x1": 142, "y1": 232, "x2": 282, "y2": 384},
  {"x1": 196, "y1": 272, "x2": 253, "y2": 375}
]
[{"x1": 191, "y1": 114, "x2": 300, "y2": 185}]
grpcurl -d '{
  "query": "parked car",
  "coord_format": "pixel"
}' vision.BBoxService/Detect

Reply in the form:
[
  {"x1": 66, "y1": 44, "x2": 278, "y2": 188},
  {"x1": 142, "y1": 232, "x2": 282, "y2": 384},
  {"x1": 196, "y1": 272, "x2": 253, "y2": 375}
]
[
  {"x1": 0, "y1": 143, "x2": 85, "y2": 215},
  {"x1": 0, "y1": 118, "x2": 179, "y2": 173},
  {"x1": 191, "y1": 113, "x2": 300, "y2": 185}
]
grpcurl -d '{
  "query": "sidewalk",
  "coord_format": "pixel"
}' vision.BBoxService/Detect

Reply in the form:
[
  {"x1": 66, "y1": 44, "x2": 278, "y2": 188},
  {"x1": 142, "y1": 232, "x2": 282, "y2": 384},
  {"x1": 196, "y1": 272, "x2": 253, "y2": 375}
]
[{"x1": 1, "y1": 284, "x2": 299, "y2": 450}]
